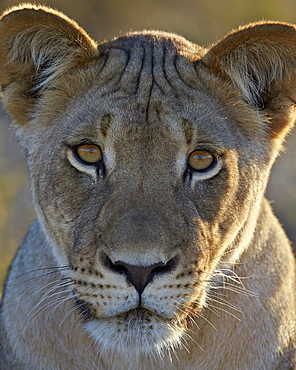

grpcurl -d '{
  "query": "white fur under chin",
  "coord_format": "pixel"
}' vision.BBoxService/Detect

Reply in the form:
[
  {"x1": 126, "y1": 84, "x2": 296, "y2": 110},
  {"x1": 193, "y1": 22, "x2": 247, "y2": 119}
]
[{"x1": 85, "y1": 310, "x2": 186, "y2": 365}]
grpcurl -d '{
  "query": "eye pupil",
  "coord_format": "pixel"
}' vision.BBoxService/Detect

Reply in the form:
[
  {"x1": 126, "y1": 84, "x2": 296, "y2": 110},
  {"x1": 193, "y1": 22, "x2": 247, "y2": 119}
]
[
  {"x1": 188, "y1": 150, "x2": 215, "y2": 172},
  {"x1": 75, "y1": 144, "x2": 102, "y2": 164}
]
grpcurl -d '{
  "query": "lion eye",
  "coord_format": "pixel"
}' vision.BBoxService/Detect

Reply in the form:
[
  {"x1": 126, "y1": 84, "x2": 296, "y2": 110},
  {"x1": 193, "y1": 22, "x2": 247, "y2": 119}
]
[
  {"x1": 75, "y1": 144, "x2": 102, "y2": 165},
  {"x1": 188, "y1": 150, "x2": 216, "y2": 172}
]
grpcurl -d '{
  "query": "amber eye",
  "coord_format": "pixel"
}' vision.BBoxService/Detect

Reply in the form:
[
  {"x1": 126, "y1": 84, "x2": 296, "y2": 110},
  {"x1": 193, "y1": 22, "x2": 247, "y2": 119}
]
[
  {"x1": 75, "y1": 144, "x2": 102, "y2": 165},
  {"x1": 188, "y1": 150, "x2": 216, "y2": 172}
]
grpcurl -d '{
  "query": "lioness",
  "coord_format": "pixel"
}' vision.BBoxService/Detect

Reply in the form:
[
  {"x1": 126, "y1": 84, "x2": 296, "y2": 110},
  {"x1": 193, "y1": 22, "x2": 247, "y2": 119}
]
[{"x1": 0, "y1": 3, "x2": 295, "y2": 369}]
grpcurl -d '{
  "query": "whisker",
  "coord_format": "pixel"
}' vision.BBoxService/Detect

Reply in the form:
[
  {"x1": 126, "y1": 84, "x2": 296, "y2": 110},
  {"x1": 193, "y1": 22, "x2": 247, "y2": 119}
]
[
  {"x1": 48, "y1": 293, "x2": 74, "y2": 317},
  {"x1": 10, "y1": 271, "x2": 72, "y2": 303},
  {"x1": 27, "y1": 286, "x2": 71, "y2": 320},
  {"x1": 207, "y1": 291, "x2": 239, "y2": 307},
  {"x1": 173, "y1": 298, "x2": 220, "y2": 337},
  {"x1": 26, "y1": 295, "x2": 71, "y2": 329},
  {"x1": 210, "y1": 247, "x2": 240, "y2": 261},
  {"x1": 218, "y1": 283, "x2": 258, "y2": 298},
  {"x1": 207, "y1": 296, "x2": 241, "y2": 313},
  {"x1": 209, "y1": 304, "x2": 242, "y2": 321},
  {"x1": 19, "y1": 277, "x2": 72, "y2": 301},
  {"x1": 204, "y1": 304, "x2": 220, "y2": 317},
  {"x1": 197, "y1": 312, "x2": 218, "y2": 331},
  {"x1": 59, "y1": 301, "x2": 80, "y2": 327},
  {"x1": 15, "y1": 287, "x2": 72, "y2": 352},
  {"x1": 10, "y1": 266, "x2": 71, "y2": 285},
  {"x1": 182, "y1": 330, "x2": 204, "y2": 353}
]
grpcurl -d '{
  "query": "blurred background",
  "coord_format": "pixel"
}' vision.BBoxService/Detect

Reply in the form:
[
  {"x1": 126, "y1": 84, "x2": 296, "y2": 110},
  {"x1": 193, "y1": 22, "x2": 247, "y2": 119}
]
[{"x1": 0, "y1": 0, "x2": 295, "y2": 294}]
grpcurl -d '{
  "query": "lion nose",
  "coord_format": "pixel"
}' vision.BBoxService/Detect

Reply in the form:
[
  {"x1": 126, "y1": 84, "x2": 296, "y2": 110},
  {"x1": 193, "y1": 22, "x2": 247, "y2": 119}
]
[
  {"x1": 114, "y1": 261, "x2": 165, "y2": 294},
  {"x1": 104, "y1": 255, "x2": 176, "y2": 295}
]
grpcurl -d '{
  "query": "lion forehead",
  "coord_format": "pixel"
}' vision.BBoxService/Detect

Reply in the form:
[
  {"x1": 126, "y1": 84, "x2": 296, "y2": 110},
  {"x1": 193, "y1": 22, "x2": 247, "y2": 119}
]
[{"x1": 93, "y1": 32, "x2": 206, "y2": 99}]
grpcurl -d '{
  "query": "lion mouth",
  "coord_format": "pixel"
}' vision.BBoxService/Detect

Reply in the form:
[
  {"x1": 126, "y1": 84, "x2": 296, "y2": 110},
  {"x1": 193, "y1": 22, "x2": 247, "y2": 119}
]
[
  {"x1": 114, "y1": 307, "x2": 158, "y2": 325},
  {"x1": 74, "y1": 295, "x2": 162, "y2": 324}
]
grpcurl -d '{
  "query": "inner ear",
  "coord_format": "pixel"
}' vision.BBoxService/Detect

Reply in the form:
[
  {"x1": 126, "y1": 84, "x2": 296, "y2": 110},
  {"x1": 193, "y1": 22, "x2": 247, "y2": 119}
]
[
  {"x1": 201, "y1": 22, "x2": 296, "y2": 141},
  {"x1": 0, "y1": 4, "x2": 98, "y2": 125}
]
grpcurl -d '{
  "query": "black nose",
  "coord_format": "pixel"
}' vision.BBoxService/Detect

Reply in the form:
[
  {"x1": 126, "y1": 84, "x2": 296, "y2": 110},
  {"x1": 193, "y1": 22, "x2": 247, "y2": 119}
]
[{"x1": 104, "y1": 255, "x2": 176, "y2": 295}]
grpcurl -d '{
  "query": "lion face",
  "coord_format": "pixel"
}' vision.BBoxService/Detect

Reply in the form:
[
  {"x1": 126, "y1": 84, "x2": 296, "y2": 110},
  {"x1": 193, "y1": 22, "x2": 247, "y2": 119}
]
[
  {"x1": 1, "y1": 6, "x2": 295, "y2": 361},
  {"x1": 20, "y1": 34, "x2": 271, "y2": 356}
]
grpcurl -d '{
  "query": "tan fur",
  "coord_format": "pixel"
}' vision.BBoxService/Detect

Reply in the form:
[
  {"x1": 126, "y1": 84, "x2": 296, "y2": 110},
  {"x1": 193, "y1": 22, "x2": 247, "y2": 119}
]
[{"x1": 0, "y1": 4, "x2": 295, "y2": 369}]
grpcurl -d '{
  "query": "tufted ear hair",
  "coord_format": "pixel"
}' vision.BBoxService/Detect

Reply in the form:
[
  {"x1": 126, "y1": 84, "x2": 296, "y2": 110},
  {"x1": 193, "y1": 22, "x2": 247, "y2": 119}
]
[
  {"x1": 202, "y1": 22, "x2": 296, "y2": 141},
  {"x1": 0, "y1": 3, "x2": 98, "y2": 125}
]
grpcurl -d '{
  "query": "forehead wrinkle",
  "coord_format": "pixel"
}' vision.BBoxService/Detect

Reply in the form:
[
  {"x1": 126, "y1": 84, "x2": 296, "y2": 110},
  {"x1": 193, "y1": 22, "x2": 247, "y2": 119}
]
[
  {"x1": 97, "y1": 35, "x2": 198, "y2": 101},
  {"x1": 99, "y1": 113, "x2": 113, "y2": 137},
  {"x1": 181, "y1": 118, "x2": 195, "y2": 145}
]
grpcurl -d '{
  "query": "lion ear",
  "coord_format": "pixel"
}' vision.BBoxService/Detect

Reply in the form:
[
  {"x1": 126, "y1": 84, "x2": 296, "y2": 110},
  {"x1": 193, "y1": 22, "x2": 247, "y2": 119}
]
[
  {"x1": 202, "y1": 22, "x2": 296, "y2": 141},
  {"x1": 0, "y1": 4, "x2": 98, "y2": 125}
]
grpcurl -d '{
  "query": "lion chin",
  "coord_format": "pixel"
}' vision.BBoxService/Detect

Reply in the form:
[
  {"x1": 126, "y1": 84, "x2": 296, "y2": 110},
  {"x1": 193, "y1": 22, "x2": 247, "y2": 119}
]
[{"x1": 85, "y1": 308, "x2": 186, "y2": 361}]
